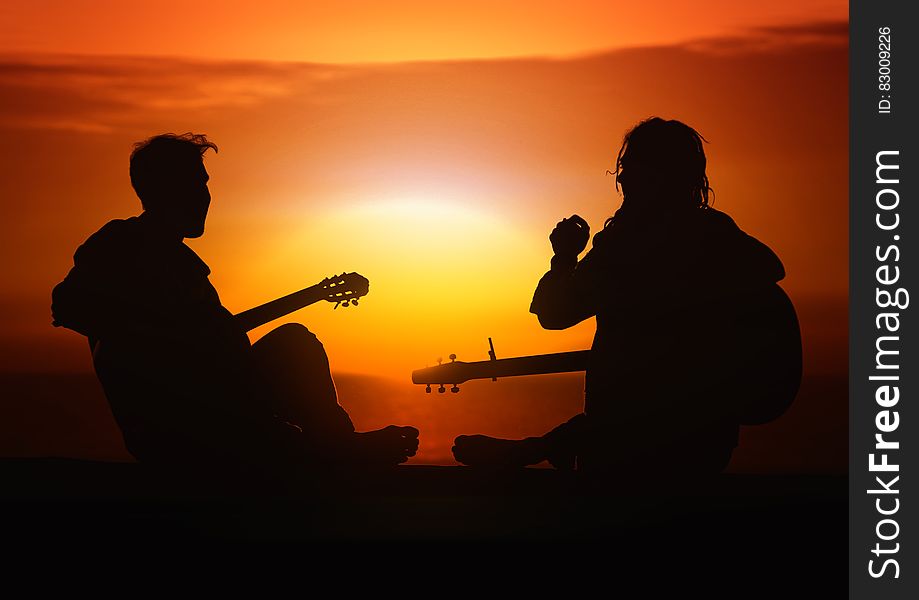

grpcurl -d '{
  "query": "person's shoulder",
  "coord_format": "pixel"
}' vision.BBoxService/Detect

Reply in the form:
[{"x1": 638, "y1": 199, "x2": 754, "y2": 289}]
[
  {"x1": 696, "y1": 207, "x2": 740, "y2": 230},
  {"x1": 698, "y1": 207, "x2": 786, "y2": 280},
  {"x1": 74, "y1": 216, "x2": 145, "y2": 263},
  {"x1": 694, "y1": 207, "x2": 760, "y2": 242},
  {"x1": 84, "y1": 216, "x2": 144, "y2": 241},
  {"x1": 591, "y1": 224, "x2": 610, "y2": 247},
  {"x1": 698, "y1": 207, "x2": 772, "y2": 244}
]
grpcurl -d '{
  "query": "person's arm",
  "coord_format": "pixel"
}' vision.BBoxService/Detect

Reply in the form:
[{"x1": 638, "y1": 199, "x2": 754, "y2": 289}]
[
  {"x1": 51, "y1": 229, "x2": 178, "y2": 342},
  {"x1": 529, "y1": 215, "x2": 601, "y2": 330},
  {"x1": 52, "y1": 246, "x2": 131, "y2": 339}
]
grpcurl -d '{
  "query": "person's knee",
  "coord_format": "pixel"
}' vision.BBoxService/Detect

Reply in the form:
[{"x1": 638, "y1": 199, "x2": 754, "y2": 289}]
[
  {"x1": 256, "y1": 323, "x2": 325, "y2": 360},
  {"x1": 269, "y1": 322, "x2": 320, "y2": 343},
  {"x1": 272, "y1": 322, "x2": 312, "y2": 335}
]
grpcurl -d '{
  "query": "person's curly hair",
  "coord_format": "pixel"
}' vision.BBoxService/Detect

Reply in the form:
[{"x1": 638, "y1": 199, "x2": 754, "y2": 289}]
[{"x1": 129, "y1": 133, "x2": 217, "y2": 208}]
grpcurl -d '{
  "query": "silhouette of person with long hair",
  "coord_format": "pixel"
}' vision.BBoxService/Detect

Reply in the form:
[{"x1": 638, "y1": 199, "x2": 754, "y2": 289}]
[
  {"x1": 452, "y1": 117, "x2": 801, "y2": 480},
  {"x1": 51, "y1": 133, "x2": 418, "y2": 484}
]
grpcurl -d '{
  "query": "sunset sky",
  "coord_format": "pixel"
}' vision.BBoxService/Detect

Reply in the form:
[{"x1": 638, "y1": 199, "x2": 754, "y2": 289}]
[
  {"x1": 2, "y1": 1, "x2": 846, "y2": 62},
  {"x1": 0, "y1": 1, "x2": 848, "y2": 467}
]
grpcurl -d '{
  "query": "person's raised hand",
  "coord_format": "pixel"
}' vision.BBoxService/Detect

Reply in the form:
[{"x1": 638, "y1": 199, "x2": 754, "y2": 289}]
[{"x1": 550, "y1": 215, "x2": 590, "y2": 258}]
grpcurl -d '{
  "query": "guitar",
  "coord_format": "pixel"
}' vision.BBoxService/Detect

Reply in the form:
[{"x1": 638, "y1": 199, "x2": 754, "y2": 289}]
[
  {"x1": 411, "y1": 339, "x2": 589, "y2": 393},
  {"x1": 234, "y1": 272, "x2": 369, "y2": 332}
]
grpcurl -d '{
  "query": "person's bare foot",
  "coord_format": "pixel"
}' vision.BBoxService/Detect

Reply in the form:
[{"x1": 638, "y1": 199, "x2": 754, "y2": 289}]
[
  {"x1": 353, "y1": 425, "x2": 419, "y2": 466},
  {"x1": 452, "y1": 434, "x2": 548, "y2": 468}
]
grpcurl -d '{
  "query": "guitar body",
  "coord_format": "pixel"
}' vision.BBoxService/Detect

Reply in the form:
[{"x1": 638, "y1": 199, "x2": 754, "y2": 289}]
[{"x1": 722, "y1": 283, "x2": 802, "y2": 425}]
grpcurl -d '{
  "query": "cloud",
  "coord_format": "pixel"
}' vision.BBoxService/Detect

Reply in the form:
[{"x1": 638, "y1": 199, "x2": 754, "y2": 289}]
[
  {"x1": 0, "y1": 21, "x2": 846, "y2": 134},
  {"x1": 0, "y1": 55, "x2": 314, "y2": 133},
  {"x1": 683, "y1": 19, "x2": 847, "y2": 54},
  {"x1": 750, "y1": 20, "x2": 848, "y2": 38}
]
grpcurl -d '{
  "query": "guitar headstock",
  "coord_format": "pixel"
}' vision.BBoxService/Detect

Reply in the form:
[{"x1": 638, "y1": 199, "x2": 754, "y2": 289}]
[
  {"x1": 411, "y1": 340, "x2": 499, "y2": 393},
  {"x1": 412, "y1": 354, "x2": 468, "y2": 393},
  {"x1": 320, "y1": 272, "x2": 369, "y2": 308}
]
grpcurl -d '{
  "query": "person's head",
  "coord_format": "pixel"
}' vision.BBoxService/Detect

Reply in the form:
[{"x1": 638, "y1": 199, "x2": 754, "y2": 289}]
[
  {"x1": 613, "y1": 117, "x2": 712, "y2": 212},
  {"x1": 129, "y1": 133, "x2": 217, "y2": 238}
]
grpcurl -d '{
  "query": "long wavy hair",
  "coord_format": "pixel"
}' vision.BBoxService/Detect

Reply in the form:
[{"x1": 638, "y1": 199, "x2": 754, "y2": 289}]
[{"x1": 608, "y1": 117, "x2": 713, "y2": 225}]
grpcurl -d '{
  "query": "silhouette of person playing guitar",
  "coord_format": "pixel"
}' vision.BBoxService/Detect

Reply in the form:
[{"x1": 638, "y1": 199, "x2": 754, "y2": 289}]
[
  {"x1": 452, "y1": 117, "x2": 801, "y2": 480},
  {"x1": 51, "y1": 133, "x2": 418, "y2": 484}
]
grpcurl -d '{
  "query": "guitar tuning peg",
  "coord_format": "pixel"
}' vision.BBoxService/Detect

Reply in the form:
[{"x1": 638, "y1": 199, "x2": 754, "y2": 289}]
[
  {"x1": 438, "y1": 385, "x2": 446, "y2": 394},
  {"x1": 425, "y1": 384, "x2": 432, "y2": 393},
  {"x1": 449, "y1": 353, "x2": 456, "y2": 362},
  {"x1": 451, "y1": 385, "x2": 459, "y2": 393},
  {"x1": 437, "y1": 357, "x2": 443, "y2": 365},
  {"x1": 351, "y1": 299, "x2": 359, "y2": 306},
  {"x1": 342, "y1": 300, "x2": 350, "y2": 307}
]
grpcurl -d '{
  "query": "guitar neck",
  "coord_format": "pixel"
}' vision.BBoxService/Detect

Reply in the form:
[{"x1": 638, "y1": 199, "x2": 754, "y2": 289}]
[
  {"x1": 411, "y1": 350, "x2": 591, "y2": 385},
  {"x1": 234, "y1": 284, "x2": 325, "y2": 333}
]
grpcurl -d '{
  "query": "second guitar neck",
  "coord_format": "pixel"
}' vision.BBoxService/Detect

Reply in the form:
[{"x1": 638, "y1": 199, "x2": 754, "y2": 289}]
[{"x1": 411, "y1": 350, "x2": 591, "y2": 386}]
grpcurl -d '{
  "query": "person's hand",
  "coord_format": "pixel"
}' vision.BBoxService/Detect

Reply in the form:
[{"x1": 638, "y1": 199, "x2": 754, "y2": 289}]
[
  {"x1": 550, "y1": 215, "x2": 590, "y2": 258},
  {"x1": 354, "y1": 425, "x2": 419, "y2": 465}
]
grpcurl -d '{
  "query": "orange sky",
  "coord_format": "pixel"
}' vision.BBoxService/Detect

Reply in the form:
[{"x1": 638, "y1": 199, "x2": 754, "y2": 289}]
[
  {"x1": 3, "y1": 1, "x2": 845, "y2": 62},
  {"x1": 0, "y1": 2, "x2": 848, "y2": 467}
]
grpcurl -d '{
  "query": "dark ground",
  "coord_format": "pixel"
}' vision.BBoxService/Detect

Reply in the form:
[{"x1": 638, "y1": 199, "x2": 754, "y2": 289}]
[
  {"x1": 0, "y1": 458, "x2": 845, "y2": 588},
  {"x1": 0, "y1": 369, "x2": 846, "y2": 585}
]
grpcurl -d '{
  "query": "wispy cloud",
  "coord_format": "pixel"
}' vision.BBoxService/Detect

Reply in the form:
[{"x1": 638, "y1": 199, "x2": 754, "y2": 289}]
[
  {"x1": 0, "y1": 20, "x2": 846, "y2": 134},
  {"x1": 684, "y1": 19, "x2": 847, "y2": 54},
  {"x1": 0, "y1": 55, "x2": 316, "y2": 133}
]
